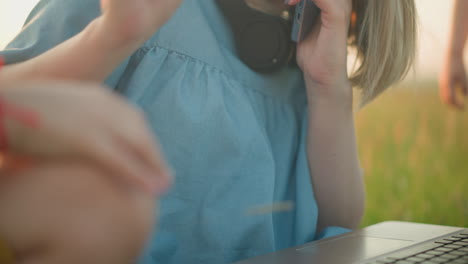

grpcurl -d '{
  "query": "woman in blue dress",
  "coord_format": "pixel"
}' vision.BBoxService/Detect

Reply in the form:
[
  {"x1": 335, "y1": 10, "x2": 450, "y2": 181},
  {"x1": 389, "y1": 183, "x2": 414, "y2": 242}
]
[{"x1": 0, "y1": 0, "x2": 417, "y2": 263}]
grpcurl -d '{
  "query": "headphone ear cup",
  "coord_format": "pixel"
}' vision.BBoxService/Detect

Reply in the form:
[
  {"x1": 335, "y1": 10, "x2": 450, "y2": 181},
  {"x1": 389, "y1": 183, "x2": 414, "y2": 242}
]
[
  {"x1": 237, "y1": 19, "x2": 294, "y2": 73},
  {"x1": 216, "y1": 0, "x2": 295, "y2": 73}
]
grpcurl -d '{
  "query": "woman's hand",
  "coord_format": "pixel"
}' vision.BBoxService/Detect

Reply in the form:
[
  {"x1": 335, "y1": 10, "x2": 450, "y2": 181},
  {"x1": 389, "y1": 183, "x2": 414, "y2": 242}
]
[
  {"x1": 287, "y1": 0, "x2": 353, "y2": 105},
  {"x1": 1, "y1": 82, "x2": 171, "y2": 194},
  {"x1": 100, "y1": 0, "x2": 183, "y2": 45},
  {"x1": 285, "y1": 1, "x2": 364, "y2": 230}
]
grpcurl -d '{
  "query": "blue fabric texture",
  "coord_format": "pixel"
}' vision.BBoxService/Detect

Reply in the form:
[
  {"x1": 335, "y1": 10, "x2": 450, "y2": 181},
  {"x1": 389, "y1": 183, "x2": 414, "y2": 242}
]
[{"x1": 1, "y1": 0, "x2": 350, "y2": 263}]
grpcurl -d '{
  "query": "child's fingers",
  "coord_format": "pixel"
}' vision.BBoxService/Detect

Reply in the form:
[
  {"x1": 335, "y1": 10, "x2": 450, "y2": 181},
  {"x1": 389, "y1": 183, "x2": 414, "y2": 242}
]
[
  {"x1": 451, "y1": 77, "x2": 465, "y2": 109},
  {"x1": 109, "y1": 106, "x2": 173, "y2": 192},
  {"x1": 126, "y1": 141, "x2": 171, "y2": 195},
  {"x1": 454, "y1": 78, "x2": 467, "y2": 109},
  {"x1": 442, "y1": 78, "x2": 464, "y2": 110},
  {"x1": 85, "y1": 137, "x2": 163, "y2": 194},
  {"x1": 0, "y1": 155, "x2": 34, "y2": 172},
  {"x1": 132, "y1": 137, "x2": 172, "y2": 193},
  {"x1": 460, "y1": 73, "x2": 468, "y2": 96},
  {"x1": 0, "y1": 236, "x2": 14, "y2": 264},
  {"x1": 113, "y1": 126, "x2": 172, "y2": 195}
]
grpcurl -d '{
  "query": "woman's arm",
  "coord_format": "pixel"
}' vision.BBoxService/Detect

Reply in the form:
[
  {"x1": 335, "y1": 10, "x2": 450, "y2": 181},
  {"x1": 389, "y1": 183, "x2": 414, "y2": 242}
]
[
  {"x1": 287, "y1": 0, "x2": 365, "y2": 232},
  {"x1": 305, "y1": 88, "x2": 364, "y2": 232},
  {"x1": 0, "y1": 0, "x2": 182, "y2": 83}
]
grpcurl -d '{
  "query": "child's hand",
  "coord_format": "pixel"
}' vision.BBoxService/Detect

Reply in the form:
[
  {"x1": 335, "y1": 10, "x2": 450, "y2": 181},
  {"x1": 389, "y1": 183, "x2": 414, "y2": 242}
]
[
  {"x1": 1, "y1": 82, "x2": 171, "y2": 194},
  {"x1": 439, "y1": 54, "x2": 467, "y2": 110},
  {"x1": 287, "y1": 0, "x2": 353, "y2": 105},
  {"x1": 100, "y1": 0, "x2": 183, "y2": 44},
  {"x1": 0, "y1": 161, "x2": 156, "y2": 264}
]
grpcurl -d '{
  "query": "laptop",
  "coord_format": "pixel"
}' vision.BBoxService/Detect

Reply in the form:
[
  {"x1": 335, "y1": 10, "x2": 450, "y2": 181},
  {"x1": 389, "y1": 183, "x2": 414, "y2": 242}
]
[{"x1": 233, "y1": 221, "x2": 468, "y2": 264}]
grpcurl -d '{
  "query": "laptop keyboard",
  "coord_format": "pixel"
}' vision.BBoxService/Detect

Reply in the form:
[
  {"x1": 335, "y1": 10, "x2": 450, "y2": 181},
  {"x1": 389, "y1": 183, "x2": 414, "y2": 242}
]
[{"x1": 366, "y1": 230, "x2": 468, "y2": 264}]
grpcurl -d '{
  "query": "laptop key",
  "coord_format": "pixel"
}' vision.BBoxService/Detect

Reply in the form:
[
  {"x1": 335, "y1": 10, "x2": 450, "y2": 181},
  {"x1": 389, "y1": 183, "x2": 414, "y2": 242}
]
[
  {"x1": 430, "y1": 257, "x2": 451, "y2": 263},
  {"x1": 435, "y1": 247, "x2": 454, "y2": 252},
  {"x1": 440, "y1": 254, "x2": 459, "y2": 260},
  {"x1": 376, "y1": 259, "x2": 398, "y2": 263},
  {"x1": 436, "y1": 240, "x2": 454, "y2": 245},
  {"x1": 449, "y1": 250, "x2": 467, "y2": 256},
  {"x1": 451, "y1": 259, "x2": 468, "y2": 264},
  {"x1": 383, "y1": 243, "x2": 442, "y2": 259},
  {"x1": 445, "y1": 245, "x2": 463, "y2": 249},
  {"x1": 445, "y1": 238, "x2": 463, "y2": 242},
  {"x1": 415, "y1": 253, "x2": 436, "y2": 259},
  {"x1": 406, "y1": 257, "x2": 426, "y2": 262},
  {"x1": 426, "y1": 250, "x2": 446, "y2": 255}
]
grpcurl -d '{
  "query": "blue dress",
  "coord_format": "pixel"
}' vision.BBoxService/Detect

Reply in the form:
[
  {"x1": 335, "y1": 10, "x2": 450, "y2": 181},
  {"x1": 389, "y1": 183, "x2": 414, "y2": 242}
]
[{"x1": 1, "y1": 0, "x2": 349, "y2": 263}]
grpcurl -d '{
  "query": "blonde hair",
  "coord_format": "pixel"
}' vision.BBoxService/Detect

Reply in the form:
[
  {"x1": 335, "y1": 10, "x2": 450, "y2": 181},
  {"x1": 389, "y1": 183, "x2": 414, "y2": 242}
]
[
  {"x1": 244, "y1": 0, "x2": 417, "y2": 105},
  {"x1": 349, "y1": 0, "x2": 417, "y2": 105}
]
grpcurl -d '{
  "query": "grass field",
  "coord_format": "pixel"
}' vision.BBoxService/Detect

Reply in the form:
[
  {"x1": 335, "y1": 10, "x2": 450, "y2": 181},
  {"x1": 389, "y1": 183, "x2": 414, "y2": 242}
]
[{"x1": 356, "y1": 81, "x2": 468, "y2": 228}]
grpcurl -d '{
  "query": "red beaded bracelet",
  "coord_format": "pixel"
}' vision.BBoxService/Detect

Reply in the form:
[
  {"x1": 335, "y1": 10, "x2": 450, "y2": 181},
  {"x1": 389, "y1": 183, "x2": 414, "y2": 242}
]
[
  {"x1": 0, "y1": 56, "x2": 6, "y2": 151},
  {"x1": 0, "y1": 101, "x2": 41, "y2": 153},
  {"x1": 0, "y1": 57, "x2": 41, "y2": 152},
  {"x1": 0, "y1": 100, "x2": 7, "y2": 151}
]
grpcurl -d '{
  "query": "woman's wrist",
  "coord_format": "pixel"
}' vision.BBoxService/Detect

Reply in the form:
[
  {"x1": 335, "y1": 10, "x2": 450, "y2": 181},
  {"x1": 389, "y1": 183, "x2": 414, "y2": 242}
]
[{"x1": 304, "y1": 75, "x2": 354, "y2": 113}]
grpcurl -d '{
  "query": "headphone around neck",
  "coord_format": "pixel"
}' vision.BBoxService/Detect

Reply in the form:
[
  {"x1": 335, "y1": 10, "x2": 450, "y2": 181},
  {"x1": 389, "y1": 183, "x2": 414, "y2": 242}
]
[{"x1": 215, "y1": 0, "x2": 296, "y2": 73}]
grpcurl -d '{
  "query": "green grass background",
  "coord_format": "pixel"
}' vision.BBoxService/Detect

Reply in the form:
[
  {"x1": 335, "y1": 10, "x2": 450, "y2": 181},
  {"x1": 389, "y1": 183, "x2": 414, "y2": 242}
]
[{"x1": 356, "y1": 81, "x2": 467, "y2": 228}]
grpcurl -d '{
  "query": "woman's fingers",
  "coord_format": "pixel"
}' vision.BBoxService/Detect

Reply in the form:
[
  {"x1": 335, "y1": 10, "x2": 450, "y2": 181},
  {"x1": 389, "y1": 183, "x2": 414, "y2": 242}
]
[
  {"x1": 287, "y1": 0, "x2": 351, "y2": 26},
  {"x1": 285, "y1": 0, "x2": 301, "y2": 5}
]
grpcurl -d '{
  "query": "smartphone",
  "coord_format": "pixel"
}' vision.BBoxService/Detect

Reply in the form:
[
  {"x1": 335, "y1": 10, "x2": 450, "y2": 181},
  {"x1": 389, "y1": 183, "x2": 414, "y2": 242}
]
[{"x1": 291, "y1": 0, "x2": 320, "y2": 43}]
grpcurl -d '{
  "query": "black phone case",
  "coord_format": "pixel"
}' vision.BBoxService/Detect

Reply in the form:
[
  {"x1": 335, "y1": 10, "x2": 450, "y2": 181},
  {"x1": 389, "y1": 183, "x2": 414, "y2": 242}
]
[{"x1": 291, "y1": 0, "x2": 320, "y2": 42}]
